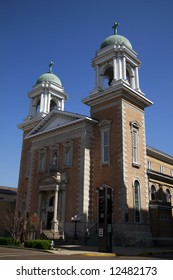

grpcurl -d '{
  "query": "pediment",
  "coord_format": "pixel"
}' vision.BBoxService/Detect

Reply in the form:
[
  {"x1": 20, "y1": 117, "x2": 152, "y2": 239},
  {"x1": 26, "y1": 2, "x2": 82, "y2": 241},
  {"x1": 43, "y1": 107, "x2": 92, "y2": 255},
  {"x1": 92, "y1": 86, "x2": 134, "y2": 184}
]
[
  {"x1": 38, "y1": 175, "x2": 59, "y2": 191},
  {"x1": 99, "y1": 119, "x2": 111, "y2": 129},
  {"x1": 39, "y1": 114, "x2": 75, "y2": 132},
  {"x1": 39, "y1": 175, "x2": 57, "y2": 186},
  {"x1": 25, "y1": 110, "x2": 85, "y2": 138},
  {"x1": 130, "y1": 120, "x2": 140, "y2": 128}
]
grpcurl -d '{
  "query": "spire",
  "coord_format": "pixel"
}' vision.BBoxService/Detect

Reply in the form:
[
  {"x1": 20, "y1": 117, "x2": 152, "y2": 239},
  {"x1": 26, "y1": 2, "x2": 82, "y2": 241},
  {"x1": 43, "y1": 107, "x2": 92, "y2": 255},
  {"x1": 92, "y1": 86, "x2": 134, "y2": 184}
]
[
  {"x1": 112, "y1": 21, "x2": 119, "y2": 35},
  {"x1": 48, "y1": 61, "x2": 54, "y2": 73}
]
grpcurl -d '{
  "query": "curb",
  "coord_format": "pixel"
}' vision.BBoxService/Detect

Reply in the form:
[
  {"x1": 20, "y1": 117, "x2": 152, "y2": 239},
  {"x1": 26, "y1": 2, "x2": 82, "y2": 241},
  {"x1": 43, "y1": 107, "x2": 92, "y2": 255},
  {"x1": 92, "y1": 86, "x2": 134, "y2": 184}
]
[
  {"x1": 79, "y1": 252, "x2": 117, "y2": 257},
  {"x1": 139, "y1": 250, "x2": 173, "y2": 256},
  {"x1": 0, "y1": 245, "x2": 53, "y2": 254}
]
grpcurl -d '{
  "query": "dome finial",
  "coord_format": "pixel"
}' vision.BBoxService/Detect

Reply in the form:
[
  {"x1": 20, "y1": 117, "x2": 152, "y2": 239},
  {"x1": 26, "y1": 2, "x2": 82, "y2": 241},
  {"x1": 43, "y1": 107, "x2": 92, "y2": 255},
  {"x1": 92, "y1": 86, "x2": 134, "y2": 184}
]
[
  {"x1": 112, "y1": 21, "x2": 119, "y2": 35},
  {"x1": 48, "y1": 61, "x2": 54, "y2": 73}
]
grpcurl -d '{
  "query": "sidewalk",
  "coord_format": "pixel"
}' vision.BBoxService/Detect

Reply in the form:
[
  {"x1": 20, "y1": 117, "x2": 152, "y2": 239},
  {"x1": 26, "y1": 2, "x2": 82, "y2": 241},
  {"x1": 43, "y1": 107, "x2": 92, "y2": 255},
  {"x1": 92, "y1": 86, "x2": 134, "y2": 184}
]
[{"x1": 48, "y1": 244, "x2": 173, "y2": 257}]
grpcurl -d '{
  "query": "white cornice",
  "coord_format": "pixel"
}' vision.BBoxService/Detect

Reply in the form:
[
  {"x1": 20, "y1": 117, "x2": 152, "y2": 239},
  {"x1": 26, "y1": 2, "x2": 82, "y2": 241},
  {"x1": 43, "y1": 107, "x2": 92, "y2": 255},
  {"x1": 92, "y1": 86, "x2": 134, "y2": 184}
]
[
  {"x1": 82, "y1": 81, "x2": 153, "y2": 109},
  {"x1": 147, "y1": 145, "x2": 173, "y2": 164},
  {"x1": 28, "y1": 84, "x2": 68, "y2": 99},
  {"x1": 92, "y1": 43, "x2": 141, "y2": 67},
  {"x1": 147, "y1": 169, "x2": 173, "y2": 184},
  {"x1": 25, "y1": 110, "x2": 97, "y2": 140},
  {"x1": 17, "y1": 115, "x2": 44, "y2": 131}
]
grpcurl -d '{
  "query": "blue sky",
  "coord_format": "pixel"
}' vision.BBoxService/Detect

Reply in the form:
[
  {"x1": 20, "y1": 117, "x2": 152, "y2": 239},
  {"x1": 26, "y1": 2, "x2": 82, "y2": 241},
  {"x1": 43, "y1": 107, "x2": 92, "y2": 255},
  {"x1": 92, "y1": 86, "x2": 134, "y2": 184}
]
[{"x1": 0, "y1": 0, "x2": 173, "y2": 188}]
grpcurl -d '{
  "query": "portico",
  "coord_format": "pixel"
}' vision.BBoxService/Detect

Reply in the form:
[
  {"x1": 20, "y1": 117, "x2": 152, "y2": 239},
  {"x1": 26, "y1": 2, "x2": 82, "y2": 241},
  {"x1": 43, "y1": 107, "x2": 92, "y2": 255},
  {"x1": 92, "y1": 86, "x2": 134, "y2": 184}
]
[{"x1": 38, "y1": 172, "x2": 67, "y2": 234}]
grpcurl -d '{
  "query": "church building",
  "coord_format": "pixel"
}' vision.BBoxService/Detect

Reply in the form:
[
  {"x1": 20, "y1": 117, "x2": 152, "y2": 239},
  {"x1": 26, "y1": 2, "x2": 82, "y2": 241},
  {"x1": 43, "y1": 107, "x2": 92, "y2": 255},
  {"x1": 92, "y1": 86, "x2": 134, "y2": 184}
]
[{"x1": 16, "y1": 23, "x2": 173, "y2": 246}]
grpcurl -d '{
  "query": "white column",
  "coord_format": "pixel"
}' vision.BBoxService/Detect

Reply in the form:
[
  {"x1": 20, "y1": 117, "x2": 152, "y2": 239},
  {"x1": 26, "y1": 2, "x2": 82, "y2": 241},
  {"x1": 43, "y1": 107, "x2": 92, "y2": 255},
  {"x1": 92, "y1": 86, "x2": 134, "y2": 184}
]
[
  {"x1": 61, "y1": 99, "x2": 64, "y2": 111},
  {"x1": 40, "y1": 92, "x2": 44, "y2": 112},
  {"x1": 113, "y1": 57, "x2": 118, "y2": 80},
  {"x1": 53, "y1": 185, "x2": 59, "y2": 232},
  {"x1": 43, "y1": 93, "x2": 48, "y2": 113},
  {"x1": 118, "y1": 57, "x2": 122, "y2": 79},
  {"x1": 122, "y1": 56, "x2": 126, "y2": 80},
  {"x1": 135, "y1": 66, "x2": 140, "y2": 90},
  {"x1": 47, "y1": 92, "x2": 51, "y2": 112},
  {"x1": 61, "y1": 184, "x2": 66, "y2": 239},
  {"x1": 95, "y1": 65, "x2": 99, "y2": 89}
]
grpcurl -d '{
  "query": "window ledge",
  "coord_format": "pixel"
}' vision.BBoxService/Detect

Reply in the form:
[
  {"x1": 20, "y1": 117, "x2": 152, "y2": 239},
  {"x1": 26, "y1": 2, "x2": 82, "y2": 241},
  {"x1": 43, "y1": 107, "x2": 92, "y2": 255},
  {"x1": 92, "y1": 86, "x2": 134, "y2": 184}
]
[
  {"x1": 132, "y1": 162, "x2": 141, "y2": 168},
  {"x1": 64, "y1": 165, "x2": 73, "y2": 168},
  {"x1": 101, "y1": 161, "x2": 110, "y2": 166}
]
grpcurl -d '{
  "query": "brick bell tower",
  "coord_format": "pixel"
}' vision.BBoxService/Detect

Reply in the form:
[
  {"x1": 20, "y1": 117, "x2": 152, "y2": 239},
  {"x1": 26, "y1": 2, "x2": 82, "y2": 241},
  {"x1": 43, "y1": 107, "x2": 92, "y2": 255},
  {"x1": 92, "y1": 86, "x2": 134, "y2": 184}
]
[
  {"x1": 17, "y1": 62, "x2": 68, "y2": 217},
  {"x1": 83, "y1": 22, "x2": 153, "y2": 246}
]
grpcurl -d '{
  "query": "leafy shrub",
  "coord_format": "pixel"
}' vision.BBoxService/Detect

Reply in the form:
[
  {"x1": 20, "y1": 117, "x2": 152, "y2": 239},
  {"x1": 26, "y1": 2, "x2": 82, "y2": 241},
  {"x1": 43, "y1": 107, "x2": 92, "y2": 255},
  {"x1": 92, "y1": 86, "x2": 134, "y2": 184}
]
[
  {"x1": 24, "y1": 240, "x2": 51, "y2": 250},
  {"x1": 0, "y1": 237, "x2": 20, "y2": 246}
]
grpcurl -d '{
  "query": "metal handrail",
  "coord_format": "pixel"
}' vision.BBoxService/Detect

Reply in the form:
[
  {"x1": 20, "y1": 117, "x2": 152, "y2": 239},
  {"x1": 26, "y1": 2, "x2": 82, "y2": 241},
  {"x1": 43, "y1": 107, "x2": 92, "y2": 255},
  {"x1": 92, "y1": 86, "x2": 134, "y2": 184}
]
[{"x1": 85, "y1": 223, "x2": 97, "y2": 243}]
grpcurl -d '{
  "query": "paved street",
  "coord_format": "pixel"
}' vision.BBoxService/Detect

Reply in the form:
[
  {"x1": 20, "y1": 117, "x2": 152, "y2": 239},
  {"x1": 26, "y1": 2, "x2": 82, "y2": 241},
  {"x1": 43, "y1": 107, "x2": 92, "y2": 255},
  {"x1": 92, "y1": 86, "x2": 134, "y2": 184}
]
[{"x1": 0, "y1": 246, "x2": 170, "y2": 260}]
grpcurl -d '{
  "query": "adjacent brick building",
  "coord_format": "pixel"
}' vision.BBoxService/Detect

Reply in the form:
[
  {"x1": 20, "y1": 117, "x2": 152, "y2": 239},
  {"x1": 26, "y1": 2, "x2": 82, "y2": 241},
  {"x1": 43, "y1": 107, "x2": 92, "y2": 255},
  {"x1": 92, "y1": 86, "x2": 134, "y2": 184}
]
[{"x1": 16, "y1": 24, "x2": 173, "y2": 246}]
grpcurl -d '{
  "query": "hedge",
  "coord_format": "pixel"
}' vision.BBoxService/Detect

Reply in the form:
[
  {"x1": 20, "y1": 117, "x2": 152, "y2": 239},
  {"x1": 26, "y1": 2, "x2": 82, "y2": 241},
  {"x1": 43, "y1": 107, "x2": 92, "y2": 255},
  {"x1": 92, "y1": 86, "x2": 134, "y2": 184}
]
[
  {"x1": 0, "y1": 237, "x2": 20, "y2": 246},
  {"x1": 24, "y1": 240, "x2": 51, "y2": 250}
]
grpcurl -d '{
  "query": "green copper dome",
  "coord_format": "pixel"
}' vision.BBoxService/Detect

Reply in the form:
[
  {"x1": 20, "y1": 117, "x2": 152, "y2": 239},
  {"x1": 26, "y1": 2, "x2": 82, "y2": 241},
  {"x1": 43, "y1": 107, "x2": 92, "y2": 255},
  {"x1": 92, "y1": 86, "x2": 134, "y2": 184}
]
[
  {"x1": 36, "y1": 72, "x2": 62, "y2": 86},
  {"x1": 100, "y1": 21, "x2": 132, "y2": 49},
  {"x1": 36, "y1": 61, "x2": 62, "y2": 86},
  {"x1": 100, "y1": 34, "x2": 132, "y2": 49}
]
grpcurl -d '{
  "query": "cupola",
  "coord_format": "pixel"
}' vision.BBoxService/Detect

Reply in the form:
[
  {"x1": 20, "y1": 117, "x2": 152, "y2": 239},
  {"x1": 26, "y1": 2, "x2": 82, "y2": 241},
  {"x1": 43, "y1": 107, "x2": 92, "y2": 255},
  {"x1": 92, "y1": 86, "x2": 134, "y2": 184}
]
[
  {"x1": 26, "y1": 61, "x2": 68, "y2": 120},
  {"x1": 100, "y1": 34, "x2": 132, "y2": 49},
  {"x1": 90, "y1": 22, "x2": 141, "y2": 93},
  {"x1": 36, "y1": 61, "x2": 62, "y2": 86}
]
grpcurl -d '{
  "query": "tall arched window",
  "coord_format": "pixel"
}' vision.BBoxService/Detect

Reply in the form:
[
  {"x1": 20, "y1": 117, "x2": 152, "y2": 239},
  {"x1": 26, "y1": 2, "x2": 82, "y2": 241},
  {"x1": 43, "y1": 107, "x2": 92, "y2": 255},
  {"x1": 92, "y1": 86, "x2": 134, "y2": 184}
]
[
  {"x1": 36, "y1": 99, "x2": 40, "y2": 114},
  {"x1": 151, "y1": 185, "x2": 157, "y2": 200},
  {"x1": 64, "y1": 140, "x2": 73, "y2": 167},
  {"x1": 50, "y1": 100, "x2": 57, "y2": 111},
  {"x1": 166, "y1": 189, "x2": 171, "y2": 203},
  {"x1": 126, "y1": 69, "x2": 130, "y2": 84},
  {"x1": 51, "y1": 151, "x2": 57, "y2": 170},
  {"x1": 126, "y1": 65, "x2": 135, "y2": 89},
  {"x1": 99, "y1": 120, "x2": 111, "y2": 165},
  {"x1": 104, "y1": 66, "x2": 113, "y2": 88},
  {"x1": 134, "y1": 180, "x2": 141, "y2": 223},
  {"x1": 39, "y1": 152, "x2": 46, "y2": 171},
  {"x1": 130, "y1": 121, "x2": 140, "y2": 166}
]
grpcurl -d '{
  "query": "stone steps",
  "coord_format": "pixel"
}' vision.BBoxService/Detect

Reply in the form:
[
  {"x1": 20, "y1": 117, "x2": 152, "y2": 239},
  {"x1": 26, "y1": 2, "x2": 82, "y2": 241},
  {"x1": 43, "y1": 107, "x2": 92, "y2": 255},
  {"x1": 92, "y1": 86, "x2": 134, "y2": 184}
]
[{"x1": 42, "y1": 230, "x2": 64, "y2": 240}]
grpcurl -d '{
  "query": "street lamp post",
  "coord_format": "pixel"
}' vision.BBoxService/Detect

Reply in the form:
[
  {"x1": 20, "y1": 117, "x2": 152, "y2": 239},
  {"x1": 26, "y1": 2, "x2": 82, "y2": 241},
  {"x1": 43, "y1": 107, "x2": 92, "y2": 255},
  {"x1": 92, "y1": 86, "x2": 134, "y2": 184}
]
[{"x1": 71, "y1": 215, "x2": 80, "y2": 240}]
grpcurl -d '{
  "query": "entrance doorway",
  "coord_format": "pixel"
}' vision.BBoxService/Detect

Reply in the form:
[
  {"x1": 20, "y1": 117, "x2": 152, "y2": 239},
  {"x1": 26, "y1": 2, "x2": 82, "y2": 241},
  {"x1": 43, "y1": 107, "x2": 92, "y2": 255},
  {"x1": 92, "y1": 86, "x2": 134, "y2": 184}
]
[{"x1": 47, "y1": 212, "x2": 53, "y2": 229}]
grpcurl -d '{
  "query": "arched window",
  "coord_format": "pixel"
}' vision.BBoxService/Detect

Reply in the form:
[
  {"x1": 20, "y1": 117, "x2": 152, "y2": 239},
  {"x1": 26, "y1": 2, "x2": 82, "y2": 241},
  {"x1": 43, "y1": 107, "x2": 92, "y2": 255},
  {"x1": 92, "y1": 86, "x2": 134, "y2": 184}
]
[
  {"x1": 50, "y1": 100, "x2": 57, "y2": 111},
  {"x1": 166, "y1": 189, "x2": 171, "y2": 203},
  {"x1": 134, "y1": 180, "x2": 141, "y2": 223},
  {"x1": 104, "y1": 66, "x2": 113, "y2": 88},
  {"x1": 51, "y1": 151, "x2": 57, "y2": 170},
  {"x1": 36, "y1": 99, "x2": 40, "y2": 114},
  {"x1": 126, "y1": 65, "x2": 135, "y2": 88},
  {"x1": 99, "y1": 120, "x2": 111, "y2": 165},
  {"x1": 65, "y1": 146, "x2": 71, "y2": 166},
  {"x1": 64, "y1": 140, "x2": 73, "y2": 167},
  {"x1": 130, "y1": 121, "x2": 140, "y2": 166},
  {"x1": 39, "y1": 152, "x2": 46, "y2": 171},
  {"x1": 151, "y1": 185, "x2": 157, "y2": 200},
  {"x1": 126, "y1": 69, "x2": 130, "y2": 84}
]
